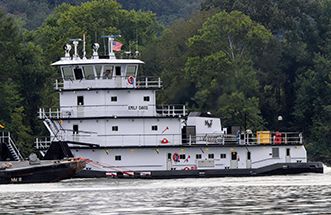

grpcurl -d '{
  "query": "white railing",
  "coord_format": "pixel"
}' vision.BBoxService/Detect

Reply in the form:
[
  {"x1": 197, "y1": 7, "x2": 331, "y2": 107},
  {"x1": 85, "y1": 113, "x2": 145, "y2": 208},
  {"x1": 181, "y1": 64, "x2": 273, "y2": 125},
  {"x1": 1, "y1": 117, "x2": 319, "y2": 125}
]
[
  {"x1": 183, "y1": 132, "x2": 303, "y2": 146},
  {"x1": 35, "y1": 137, "x2": 52, "y2": 150},
  {"x1": 38, "y1": 104, "x2": 187, "y2": 119},
  {"x1": 54, "y1": 76, "x2": 162, "y2": 90},
  {"x1": 156, "y1": 105, "x2": 187, "y2": 117}
]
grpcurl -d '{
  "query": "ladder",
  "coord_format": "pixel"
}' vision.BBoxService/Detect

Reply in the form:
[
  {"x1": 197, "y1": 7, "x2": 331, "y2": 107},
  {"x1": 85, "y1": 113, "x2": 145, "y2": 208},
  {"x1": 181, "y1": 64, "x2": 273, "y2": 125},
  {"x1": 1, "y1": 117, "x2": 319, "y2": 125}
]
[
  {"x1": 42, "y1": 116, "x2": 64, "y2": 141},
  {"x1": 0, "y1": 132, "x2": 24, "y2": 161}
]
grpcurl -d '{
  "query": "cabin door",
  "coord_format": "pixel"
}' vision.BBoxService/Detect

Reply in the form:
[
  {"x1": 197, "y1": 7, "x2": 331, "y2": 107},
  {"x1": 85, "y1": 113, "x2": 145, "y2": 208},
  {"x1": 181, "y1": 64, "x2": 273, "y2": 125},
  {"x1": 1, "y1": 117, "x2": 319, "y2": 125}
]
[
  {"x1": 230, "y1": 151, "x2": 238, "y2": 169},
  {"x1": 166, "y1": 153, "x2": 172, "y2": 170},
  {"x1": 285, "y1": 148, "x2": 291, "y2": 163}
]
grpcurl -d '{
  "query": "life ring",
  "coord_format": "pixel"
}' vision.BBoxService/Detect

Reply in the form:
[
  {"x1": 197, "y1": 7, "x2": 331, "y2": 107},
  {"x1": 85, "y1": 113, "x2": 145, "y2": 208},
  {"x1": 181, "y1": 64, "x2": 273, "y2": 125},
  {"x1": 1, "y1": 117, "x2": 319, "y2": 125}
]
[
  {"x1": 128, "y1": 76, "x2": 135, "y2": 85},
  {"x1": 184, "y1": 167, "x2": 190, "y2": 171},
  {"x1": 161, "y1": 138, "x2": 169, "y2": 144},
  {"x1": 172, "y1": 153, "x2": 179, "y2": 162}
]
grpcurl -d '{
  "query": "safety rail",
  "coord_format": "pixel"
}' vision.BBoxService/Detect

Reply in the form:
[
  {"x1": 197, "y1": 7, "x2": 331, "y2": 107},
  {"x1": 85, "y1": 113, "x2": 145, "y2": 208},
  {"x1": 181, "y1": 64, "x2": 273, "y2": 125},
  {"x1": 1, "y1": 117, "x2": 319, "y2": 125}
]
[
  {"x1": 156, "y1": 105, "x2": 187, "y2": 117},
  {"x1": 35, "y1": 137, "x2": 52, "y2": 150},
  {"x1": 54, "y1": 76, "x2": 162, "y2": 90},
  {"x1": 183, "y1": 132, "x2": 303, "y2": 145},
  {"x1": 0, "y1": 132, "x2": 24, "y2": 161},
  {"x1": 38, "y1": 104, "x2": 187, "y2": 119}
]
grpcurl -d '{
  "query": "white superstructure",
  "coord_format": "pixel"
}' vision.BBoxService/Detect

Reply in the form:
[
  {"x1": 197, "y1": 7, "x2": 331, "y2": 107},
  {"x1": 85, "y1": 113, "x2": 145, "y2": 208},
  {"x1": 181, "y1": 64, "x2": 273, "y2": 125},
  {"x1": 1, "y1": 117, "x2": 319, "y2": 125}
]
[{"x1": 36, "y1": 36, "x2": 320, "y2": 177}]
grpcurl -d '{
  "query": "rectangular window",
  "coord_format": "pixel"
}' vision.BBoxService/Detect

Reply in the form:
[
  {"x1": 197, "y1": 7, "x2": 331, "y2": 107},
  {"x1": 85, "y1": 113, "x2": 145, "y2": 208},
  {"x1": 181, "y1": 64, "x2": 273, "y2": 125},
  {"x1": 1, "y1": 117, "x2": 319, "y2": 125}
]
[
  {"x1": 152, "y1": 125, "x2": 158, "y2": 131},
  {"x1": 126, "y1": 65, "x2": 137, "y2": 77},
  {"x1": 112, "y1": 126, "x2": 118, "y2": 131},
  {"x1": 247, "y1": 151, "x2": 251, "y2": 160},
  {"x1": 208, "y1": 154, "x2": 214, "y2": 159},
  {"x1": 77, "y1": 96, "x2": 84, "y2": 105},
  {"x1": 74, "y1": 66, "x2": 84, "y2": 80},
  {"x1": 220, "y1": 154, "x2": 226, "y2": 159},
  {"x1": 111, "y1": 96, "x2": 117, "y2": 102},
  {"x1": 73, "y1": 125, "x2": 78, "y2": 134},
  {"x1": 83, "y1": 66, "x2": 94, "y2": 80},
  {"x1": 144, "y1": 96, "x2": 150, "y2": 102},
  {"x1": 95, "y1": 65, "x2": 102, "y2": 79},
  {"x1": 62, "y1": 66, "x2": 74, "y2": 80},
  {"x1": 115, "y1": 155, "x2": 121, "y2": 161},
  {"x1": 180, "y1": 154, "x2": 186, "y2": 159},
  {"x1": 196, "y1": 154, "x2": 202, "y2": 159},
  {"x1": 103, "y1": 65, "x2": 113, "y2": 79},
  {"x1": 167, "y1": 153, "x2": 171, "y2": 159},
  {"x1": 272, "y1": 148, "x2": 279, "y2": 158},
  {"x1": 115, "y1": 66, "x2": 121, "y2": 76}
]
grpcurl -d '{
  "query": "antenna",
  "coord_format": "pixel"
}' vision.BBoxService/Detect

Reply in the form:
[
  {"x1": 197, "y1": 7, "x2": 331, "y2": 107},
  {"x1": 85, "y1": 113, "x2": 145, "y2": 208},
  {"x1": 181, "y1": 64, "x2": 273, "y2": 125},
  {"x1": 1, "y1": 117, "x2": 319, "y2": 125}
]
[
  {"x1": 82, "y1": 34, "x2": 86, "y2": 59},
  {"x1": 69, "y1": 38, "x2": 82, "y2": 59},
  {"x1": 101, "y1": 35, "x2": 121, "y2": 59}
]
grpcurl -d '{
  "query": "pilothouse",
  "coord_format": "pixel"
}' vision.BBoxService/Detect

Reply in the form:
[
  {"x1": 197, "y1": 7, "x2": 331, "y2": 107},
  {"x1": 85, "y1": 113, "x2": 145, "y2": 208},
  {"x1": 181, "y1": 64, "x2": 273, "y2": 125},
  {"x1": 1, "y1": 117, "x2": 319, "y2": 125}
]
[{"x1": 36, "y1": 35, "x2": 323, "y2": 178}]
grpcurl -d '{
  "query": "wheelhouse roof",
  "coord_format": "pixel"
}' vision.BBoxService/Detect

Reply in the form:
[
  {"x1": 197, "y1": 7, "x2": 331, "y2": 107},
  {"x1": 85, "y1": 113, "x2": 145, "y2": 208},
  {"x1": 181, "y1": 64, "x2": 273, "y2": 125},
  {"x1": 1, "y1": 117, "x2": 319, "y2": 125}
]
[{"x1": 51, "y1": 58, "x2": 144, "y2": 66}]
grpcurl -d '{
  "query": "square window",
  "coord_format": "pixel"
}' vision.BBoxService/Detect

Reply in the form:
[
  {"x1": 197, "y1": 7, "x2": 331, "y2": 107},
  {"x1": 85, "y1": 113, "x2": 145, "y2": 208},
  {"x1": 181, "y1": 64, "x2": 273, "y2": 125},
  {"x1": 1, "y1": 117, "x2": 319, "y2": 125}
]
[
  {"x1": 179, "y1": 154, "x2": 186, "y2": 159},
  {"x1": 208, "y1": 154, "x2": 214, "y2": 159},
  {"x1": 111, "y1": 96, "x2": 117, "y2": 102},
  {"x1": 115, "y1": 155, "x2": 121, "y2": 161},
  {"x1": 112, "y1": 126, "x2": 118, "y2": 131},
  {"x1": 220, "y1": 153, "x2": 226, "y2": 159},
  {"x1": 196, "y1": 154, "x2": 202, "y2": 159},
  {"x1": 152, "y1": 125, "x2": 158, "y2": 131},
  {"x1": 144, "y1": 96, "x2": 150, "y2": 102}
]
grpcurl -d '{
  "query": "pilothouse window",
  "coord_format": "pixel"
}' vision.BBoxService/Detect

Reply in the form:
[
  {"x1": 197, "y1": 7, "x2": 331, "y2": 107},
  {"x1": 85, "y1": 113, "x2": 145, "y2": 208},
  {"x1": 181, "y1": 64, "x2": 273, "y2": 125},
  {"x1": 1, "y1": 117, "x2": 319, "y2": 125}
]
[
  {"x1": 62, "y1": 66, "x2": 74, "y2": 80},
  {"x1": 83, "y1": 66, "x2": 94, "y2": 79},
  {"x1": 126, "y1": 65, "x2": 137, "y2": 77},
  {"x1": 115, "y1": 66, "x2": 121, "y2": 76},
  {"x1": 74, "y1": 66, "x2": 84, "y2": 80}
]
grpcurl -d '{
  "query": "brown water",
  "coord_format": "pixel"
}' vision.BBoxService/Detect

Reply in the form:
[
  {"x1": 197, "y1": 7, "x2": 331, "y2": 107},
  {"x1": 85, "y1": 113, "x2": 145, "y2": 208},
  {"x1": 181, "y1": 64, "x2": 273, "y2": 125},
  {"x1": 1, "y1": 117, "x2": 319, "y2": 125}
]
[{"x1": 0, "y1": 166, "x2": 330, "y2": 214}]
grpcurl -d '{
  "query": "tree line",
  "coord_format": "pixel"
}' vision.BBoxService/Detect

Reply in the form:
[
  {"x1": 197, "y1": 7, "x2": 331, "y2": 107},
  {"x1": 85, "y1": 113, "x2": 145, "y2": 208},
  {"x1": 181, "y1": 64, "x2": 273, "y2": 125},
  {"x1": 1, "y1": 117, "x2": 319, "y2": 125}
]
[{"x1": 0, "y1": 0, "x2": 329, "y2": 163}]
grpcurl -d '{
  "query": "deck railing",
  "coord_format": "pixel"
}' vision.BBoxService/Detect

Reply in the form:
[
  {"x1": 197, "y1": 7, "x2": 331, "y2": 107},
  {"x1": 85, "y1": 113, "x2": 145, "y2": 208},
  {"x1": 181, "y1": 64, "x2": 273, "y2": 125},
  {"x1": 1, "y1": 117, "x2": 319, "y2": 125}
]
[
  {"x1": 183, "y1": 132, "x2": 303, "y2": 146},
  {"x1": 54, "y1": 76, "x2": 162, "y2": 90}
]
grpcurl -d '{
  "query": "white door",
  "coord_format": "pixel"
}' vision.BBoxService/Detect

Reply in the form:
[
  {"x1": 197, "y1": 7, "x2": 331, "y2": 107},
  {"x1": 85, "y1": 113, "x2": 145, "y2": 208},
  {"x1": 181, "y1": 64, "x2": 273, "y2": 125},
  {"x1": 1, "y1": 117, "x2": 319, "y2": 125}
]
[
  {"x1": 166, "y1": 153, "x2": 172, "y2": 170},
  {"x1": 230, "y1": 152, "x2": 238, "y2": 169}
]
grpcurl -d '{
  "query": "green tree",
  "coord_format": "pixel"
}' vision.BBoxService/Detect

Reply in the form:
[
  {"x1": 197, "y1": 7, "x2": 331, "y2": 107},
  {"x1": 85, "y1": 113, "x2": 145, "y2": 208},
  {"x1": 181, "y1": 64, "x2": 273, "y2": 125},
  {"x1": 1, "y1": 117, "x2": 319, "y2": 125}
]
[{"x1": 184, "y1": 11, "x2": 271, "y2": 129}]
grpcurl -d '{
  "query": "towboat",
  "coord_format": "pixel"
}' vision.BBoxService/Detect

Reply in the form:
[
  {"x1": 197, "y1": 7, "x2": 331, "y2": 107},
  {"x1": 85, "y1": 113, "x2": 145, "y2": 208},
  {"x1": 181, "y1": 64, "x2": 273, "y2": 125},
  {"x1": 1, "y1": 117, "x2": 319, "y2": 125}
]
[{"x1": 36, "y1": 36, "x2": 323, "y2": 178}]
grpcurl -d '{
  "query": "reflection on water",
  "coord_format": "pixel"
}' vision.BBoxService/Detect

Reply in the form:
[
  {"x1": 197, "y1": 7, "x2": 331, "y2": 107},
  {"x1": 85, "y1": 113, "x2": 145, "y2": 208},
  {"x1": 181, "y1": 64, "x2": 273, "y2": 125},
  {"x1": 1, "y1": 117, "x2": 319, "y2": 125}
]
[{"x1": 0, "y1": 166, "x2": 331, "y2": 214}]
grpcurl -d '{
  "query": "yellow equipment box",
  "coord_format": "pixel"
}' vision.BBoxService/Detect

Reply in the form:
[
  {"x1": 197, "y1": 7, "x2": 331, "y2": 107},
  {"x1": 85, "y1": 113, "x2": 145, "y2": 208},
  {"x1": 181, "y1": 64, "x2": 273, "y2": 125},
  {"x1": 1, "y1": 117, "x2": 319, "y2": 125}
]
[{"x1": 256, "y1": 131, "x2": 271, "y2": 144}]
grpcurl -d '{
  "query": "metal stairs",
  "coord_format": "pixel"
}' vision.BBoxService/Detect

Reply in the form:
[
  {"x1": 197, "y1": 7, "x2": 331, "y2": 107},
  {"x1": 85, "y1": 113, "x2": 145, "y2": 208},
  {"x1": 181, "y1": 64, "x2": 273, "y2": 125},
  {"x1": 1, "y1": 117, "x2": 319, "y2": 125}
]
[{"x1": 0, "y1": 132, "x2": 24, "y2": 161}]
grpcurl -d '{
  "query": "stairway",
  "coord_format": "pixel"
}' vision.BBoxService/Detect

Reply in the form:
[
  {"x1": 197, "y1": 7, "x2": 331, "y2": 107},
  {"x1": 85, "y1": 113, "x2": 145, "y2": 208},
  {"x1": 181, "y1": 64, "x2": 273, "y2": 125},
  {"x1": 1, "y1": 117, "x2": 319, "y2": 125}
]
[{"x1": 0, "y1": 132, "x2": 24, "y2": 161}]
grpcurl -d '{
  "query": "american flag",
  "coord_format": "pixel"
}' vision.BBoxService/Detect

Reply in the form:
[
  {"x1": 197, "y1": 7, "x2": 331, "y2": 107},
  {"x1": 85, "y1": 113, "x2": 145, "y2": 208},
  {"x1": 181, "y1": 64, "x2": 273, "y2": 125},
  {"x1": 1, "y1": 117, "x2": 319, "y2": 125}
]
[{"x1": 113, "y1": 41, "x2": 123, "y2": 52}]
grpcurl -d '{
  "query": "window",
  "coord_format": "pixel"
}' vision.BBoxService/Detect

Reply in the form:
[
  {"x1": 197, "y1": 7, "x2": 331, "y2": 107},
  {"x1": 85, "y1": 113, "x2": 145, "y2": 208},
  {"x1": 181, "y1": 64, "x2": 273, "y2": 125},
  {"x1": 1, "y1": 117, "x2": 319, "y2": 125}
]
[
  {"x1": 152, "y1": 125, "x2": 158, "y2": 131},
  {"x1": 103, "y1": 65, "x2": 113, "y2": 79},
  {"x1": 83, "y1": 66, "x2": 94, "y2": 79},
  {"x1": 111, "y1": 96, "x2": 117, "y2": 102},
  {"x1": 196, "y1": 154, "x2": 202, "y2": 159},
  {"x1": 74, "y1": 66, "x2": 84, "y2": 80},
  {"x1": 208, "y1": 154, "x2": 214, "y2": 159},
  {"x1": 220, "y1": 154, "x2": 226, "y2": 159},
  {"x1": 127, "y1": 65, "x2": 137, "y2": 77},
  {"x1": 77, "y1": 96, "x2": 84, "y2": 105},
  {"x1": 112, "y1": 126, "x2": 118, "y2": 131},
  {"x1": 144, "y1": 96, "x2": 150, "y2": 102},
  {"x1": 167, "y1": 153, "x2": 171, "y2": 159},
  {"x1": 73, "y1": 125, "x2": 78, "y2": 134},
  {"x1": 286, "y1": 148, "x2": 290, "y2": 156},
  {"x1": 272, "y1": 148, "x2": 279, "y2": 158},
  {"x1": 62, "y1": 66, "x2": 74, "y2": 80},
  {"x1": 115, "y1": 66, "x2": 121, "y2": 76},
  {"x1": 115, "y1": 155, "x2": 121, "y2": 161},
  {"x1": 95, "y1": 65, "x2": 102, "y2": 79},
  {"x1": 247, "y1": 151, "x2": 251, "y2": 160},
  {"x1": 180, "y1": 154, "x2": 186, "y2": 159}
]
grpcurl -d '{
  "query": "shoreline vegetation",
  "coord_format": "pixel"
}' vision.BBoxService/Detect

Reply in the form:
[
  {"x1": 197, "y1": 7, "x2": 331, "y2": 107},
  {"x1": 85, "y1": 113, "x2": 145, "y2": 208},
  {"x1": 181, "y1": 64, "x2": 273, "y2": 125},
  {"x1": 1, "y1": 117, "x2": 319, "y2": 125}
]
[{"x1": 0, "y1": 0, "x2": 330, "y2": 164}]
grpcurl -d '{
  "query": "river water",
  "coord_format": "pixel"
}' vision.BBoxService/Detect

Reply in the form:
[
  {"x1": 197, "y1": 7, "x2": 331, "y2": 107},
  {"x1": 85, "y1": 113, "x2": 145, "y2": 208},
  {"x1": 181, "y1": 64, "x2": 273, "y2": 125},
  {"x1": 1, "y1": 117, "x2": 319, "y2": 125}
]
[{"x1": 0, "y1": 166, "x2": 331, "y2": 214}]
